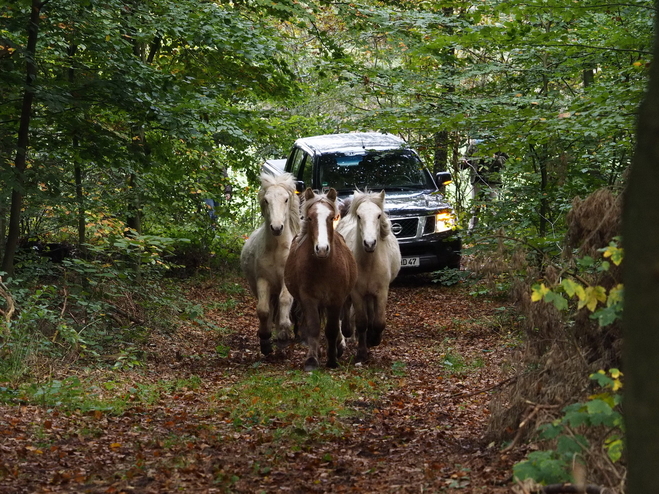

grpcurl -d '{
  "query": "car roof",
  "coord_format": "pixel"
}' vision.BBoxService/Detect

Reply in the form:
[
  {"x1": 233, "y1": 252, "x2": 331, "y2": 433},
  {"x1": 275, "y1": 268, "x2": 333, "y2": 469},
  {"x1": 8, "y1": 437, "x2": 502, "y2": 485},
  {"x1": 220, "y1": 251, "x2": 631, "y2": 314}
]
[{"x1": 294, "y1": 132, "x2": 407, "y2": 155}]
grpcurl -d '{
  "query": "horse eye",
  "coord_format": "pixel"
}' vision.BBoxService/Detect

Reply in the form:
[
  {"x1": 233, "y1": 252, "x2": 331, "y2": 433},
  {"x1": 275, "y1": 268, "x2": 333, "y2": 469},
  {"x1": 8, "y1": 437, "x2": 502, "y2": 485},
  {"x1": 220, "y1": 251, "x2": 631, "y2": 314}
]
[
  {"x1": 285, "y1": 198, "x2": 288, "y2": 203},
  {"x1": 378, "y1": 214, "x2": 381, "y2": 219},
  {"x1": 357, "y1": 215, "x2": 361, "y2": 220}
]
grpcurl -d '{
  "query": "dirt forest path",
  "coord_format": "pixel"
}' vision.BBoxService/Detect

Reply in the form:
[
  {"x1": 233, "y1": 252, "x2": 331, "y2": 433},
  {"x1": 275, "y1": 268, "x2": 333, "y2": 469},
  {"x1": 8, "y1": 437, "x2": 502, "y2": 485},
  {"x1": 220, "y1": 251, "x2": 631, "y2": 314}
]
[{"x1": 0, "y1": 274, "x2": 526, "y2": 493}]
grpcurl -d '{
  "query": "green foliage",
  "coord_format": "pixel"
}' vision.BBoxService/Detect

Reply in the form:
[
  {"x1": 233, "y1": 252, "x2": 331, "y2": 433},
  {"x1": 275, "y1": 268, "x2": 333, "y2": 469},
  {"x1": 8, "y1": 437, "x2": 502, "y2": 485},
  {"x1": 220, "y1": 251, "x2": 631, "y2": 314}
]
[
  {"x1": 530, "y1": 239, "x2": 623, "y2": 327},
  {"x1": 431, "y1": 267, "x2": 470, "y2": 286},
  {"x1": 514, "y1": 369, "x2": 624, "y2": 485},
  {"x1": 0, "y1": 234, "x2": 218, "y2": 381}
]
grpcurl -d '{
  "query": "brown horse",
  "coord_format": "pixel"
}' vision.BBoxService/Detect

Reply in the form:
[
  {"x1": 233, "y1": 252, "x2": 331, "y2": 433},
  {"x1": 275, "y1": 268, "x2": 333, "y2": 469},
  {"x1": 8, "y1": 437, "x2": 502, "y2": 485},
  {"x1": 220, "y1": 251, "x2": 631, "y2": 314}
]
[{"x1": 285, "y1": 188, "x2": 357, "y2": 371}]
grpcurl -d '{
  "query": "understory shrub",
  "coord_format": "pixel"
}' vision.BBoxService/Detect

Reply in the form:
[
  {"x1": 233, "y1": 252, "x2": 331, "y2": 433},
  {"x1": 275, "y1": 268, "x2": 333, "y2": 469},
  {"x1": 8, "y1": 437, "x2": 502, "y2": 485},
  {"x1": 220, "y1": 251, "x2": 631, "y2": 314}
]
[
  {"x1": 0, "y1": 233, "x2": 215, "y2": 382},
  {"x1": 513, "y1": 370, "x2": 624, "y2": 488},
  {"x1": 473, "y1": 188, "x2": 625, "y2": 492}
]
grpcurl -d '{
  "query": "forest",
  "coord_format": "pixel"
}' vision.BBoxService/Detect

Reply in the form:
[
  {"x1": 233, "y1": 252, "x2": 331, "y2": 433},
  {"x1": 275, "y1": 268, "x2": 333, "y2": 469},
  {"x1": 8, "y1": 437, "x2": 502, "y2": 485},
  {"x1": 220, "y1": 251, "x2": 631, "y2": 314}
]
[{"x1": 0, "y1": 0, "x2": 655, "y2": 492}]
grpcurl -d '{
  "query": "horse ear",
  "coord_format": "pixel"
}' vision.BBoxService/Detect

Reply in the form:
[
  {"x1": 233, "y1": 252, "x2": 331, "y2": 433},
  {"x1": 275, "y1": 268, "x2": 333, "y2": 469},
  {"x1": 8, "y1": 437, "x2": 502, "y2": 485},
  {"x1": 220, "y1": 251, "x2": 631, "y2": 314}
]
[
  {"x1": 304, "y1": 187, "x2": 315, "y2": 201},
  {"x1": 327, "y1": 188, "x2": 337, "y2": 201}
]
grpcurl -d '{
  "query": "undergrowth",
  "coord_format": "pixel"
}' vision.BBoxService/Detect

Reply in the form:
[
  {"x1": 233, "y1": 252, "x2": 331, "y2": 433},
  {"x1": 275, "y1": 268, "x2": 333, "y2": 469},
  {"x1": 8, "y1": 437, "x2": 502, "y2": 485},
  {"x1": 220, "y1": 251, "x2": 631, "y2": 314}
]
[
  {"x1": 468, "y1": 188, "x2": 625, "y2": 492},
  {"x1": 213, "y1": 368, "x2": 387, "y2": 440},
  {"x1": 0, "y1": 233, "x2": 229, "y2": 383}
]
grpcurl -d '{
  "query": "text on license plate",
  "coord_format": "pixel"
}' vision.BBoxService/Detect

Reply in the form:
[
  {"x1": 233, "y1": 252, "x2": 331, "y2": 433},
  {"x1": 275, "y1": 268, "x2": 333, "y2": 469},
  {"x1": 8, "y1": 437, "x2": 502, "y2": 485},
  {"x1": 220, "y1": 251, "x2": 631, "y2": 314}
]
[{"x1": 401, "y1": 257, "x2": 420, "y2": 267}]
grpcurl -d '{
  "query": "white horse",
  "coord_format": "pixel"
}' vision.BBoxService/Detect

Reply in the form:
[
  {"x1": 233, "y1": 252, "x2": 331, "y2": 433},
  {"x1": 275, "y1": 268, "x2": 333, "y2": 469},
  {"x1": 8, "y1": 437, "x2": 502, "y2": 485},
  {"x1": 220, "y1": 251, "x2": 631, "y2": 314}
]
[
  {"x1": 336, "y1": 190, "x2": 401, "y2": 362},
  {"x1": 241, "y1": 172, "x2": 300, "y2": 355}
]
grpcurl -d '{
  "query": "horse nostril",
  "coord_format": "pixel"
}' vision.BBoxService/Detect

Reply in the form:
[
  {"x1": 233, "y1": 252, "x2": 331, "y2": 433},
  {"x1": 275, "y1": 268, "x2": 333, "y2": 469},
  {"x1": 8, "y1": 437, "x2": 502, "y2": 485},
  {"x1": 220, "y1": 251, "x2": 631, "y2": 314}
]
[
  {"x1": 364, "y1": 239, "x2": 376, "y2": 252},
  {"x1": 271, "y1": 224, "x2": 284, "y2": 236}
]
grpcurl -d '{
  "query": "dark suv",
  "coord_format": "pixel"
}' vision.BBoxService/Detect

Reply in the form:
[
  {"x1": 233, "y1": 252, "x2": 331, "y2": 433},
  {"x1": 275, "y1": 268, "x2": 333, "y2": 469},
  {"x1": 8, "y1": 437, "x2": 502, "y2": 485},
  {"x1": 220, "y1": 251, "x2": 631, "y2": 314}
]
[{"x1": 263, "y1": 132, "x2": 461, "y2": 273}]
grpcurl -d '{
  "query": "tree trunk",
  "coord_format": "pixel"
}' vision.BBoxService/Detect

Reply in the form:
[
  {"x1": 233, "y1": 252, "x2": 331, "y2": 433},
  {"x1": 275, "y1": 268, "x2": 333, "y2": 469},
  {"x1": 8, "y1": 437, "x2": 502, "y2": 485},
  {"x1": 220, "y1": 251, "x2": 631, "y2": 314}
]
[
  {"x1": 74, "y1": 150, "x2": 86, "y2": 247},
  {"x1": 126, "y1": 171, "x2": 142, "y2": 234},
  {"x1": 1, "y1": 0, "x2": 45, "y2": 277},
  {"x1": 67, "y1": 43, "x2": 86, "y2": 250},
  {"x1": 582, "y1": 68, "x2": 595, "y2": 88},
  {"x1": 622, "y1": 1, "x2": 659, "y2": 491},
  {"x1": 433, "y1": 130, "x2": 449, "y2": 174}
]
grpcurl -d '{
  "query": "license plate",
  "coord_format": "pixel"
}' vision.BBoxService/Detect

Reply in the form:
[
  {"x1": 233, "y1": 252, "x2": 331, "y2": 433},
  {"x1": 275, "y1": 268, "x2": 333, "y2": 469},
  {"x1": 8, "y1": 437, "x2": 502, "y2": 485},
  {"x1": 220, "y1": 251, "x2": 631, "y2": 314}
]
[{"x1": 401, "y1": 257, "x2": 420, "y2": 267}]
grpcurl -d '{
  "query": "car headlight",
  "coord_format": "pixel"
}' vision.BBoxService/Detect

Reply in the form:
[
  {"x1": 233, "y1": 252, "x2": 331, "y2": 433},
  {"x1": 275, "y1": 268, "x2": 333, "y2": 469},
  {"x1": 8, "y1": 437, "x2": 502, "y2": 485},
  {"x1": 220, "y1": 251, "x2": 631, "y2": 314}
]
[{"x1": 435, "y1": 211, "x2": 456, "y2": 233}]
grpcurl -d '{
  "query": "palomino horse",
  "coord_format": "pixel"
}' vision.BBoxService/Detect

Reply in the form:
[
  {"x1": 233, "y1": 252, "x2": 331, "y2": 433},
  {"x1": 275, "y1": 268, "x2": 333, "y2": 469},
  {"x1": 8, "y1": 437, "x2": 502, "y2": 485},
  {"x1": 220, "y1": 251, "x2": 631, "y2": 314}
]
[
  {"x1": 285, "y1": 188, "x2": 357, "y2": 371},
  {"x1": 240, "y1": 172, "x2": 300, "y2": 355},
  {"x1": 336, "y1": 190, "x2": 401, "y2": 362}
]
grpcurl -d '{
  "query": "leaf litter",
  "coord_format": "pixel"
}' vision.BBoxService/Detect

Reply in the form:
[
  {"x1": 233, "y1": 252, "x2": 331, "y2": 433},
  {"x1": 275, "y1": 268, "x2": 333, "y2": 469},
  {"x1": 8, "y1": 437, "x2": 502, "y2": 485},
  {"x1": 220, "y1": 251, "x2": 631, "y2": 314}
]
[{"x1": 0, "y1": 274, "x2": 526, "y2": 493}]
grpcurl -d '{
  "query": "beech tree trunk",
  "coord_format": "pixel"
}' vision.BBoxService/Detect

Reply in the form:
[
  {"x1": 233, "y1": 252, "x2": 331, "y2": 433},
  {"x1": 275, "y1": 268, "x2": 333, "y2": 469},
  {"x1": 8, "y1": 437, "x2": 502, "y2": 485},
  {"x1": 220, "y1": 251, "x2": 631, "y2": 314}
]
[
  {"x1": 433, "y1": 131, "x2": 449, "y2": 174},
  {"x1": 1, "y1": 0, "x2": 45, "y2": 277},
  {"x1": 622, "y1": 1, "x2": 659, "y2": 491}
]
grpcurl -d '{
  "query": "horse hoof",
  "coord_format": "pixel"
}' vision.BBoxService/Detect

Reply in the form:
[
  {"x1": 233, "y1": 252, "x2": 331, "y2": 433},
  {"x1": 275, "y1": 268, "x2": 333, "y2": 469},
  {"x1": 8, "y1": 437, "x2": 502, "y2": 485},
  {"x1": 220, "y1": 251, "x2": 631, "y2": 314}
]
[
  {"x1": 337, "y1": 342, "x2": 346, "y2": 359},
  {"x1": 355, "y1": 351, "x2": 370, "y2": 364},
  {"x1": 367, "y1": 330, "x2": 382, "y2": 347},
  {"x1": 260, "y1": 339, "x2": 273, "y2": 355},
  {"x1": 326, "y1": 359, "x2": 339, "y2": 369},
  {"x1": 304, "y1": 357, "x2": 319, "y2": 371},
  {"x1": 274, "y1": 337, "x2": 295, "y2": 350}
]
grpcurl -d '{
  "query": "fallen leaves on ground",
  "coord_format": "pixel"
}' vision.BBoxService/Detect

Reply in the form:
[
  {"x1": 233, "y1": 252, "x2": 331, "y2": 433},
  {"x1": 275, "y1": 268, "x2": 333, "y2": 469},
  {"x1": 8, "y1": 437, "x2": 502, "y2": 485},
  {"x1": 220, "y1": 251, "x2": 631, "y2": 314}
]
[{"x1": 0, "y1": 274, "x2": 526, "y2": 493}]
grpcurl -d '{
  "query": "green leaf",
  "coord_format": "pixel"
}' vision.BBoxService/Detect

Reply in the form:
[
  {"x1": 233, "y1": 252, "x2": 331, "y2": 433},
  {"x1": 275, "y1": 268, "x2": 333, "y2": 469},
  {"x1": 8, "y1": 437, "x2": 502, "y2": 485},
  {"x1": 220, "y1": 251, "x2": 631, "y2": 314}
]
[
  {"x1": 513, "y1": 451, "x2": 571, "y2": 485},
  {"x1": 556, "y1": 434, "x2": 588, "y2": 456},
  {"x1": 545, "y1": 290, "x2": 568, "y2": 311},
  {"x1": 591, "y1": 306, "x2": 621, "y2": 327},
  {"x1": 531, "y1": 283, "x2": 550, "y2": 302},
  {"x1": 561, "y1": 279, "x2": 581, "y2": 298},
  {"x1": 605, "y1": 437, "x2": 624, "y2": 463}
]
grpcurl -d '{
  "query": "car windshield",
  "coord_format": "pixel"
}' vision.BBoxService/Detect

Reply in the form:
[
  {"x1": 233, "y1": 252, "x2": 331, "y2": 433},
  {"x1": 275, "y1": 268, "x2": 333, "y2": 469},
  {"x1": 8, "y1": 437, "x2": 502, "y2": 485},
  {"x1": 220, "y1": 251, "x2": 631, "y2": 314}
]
[{"x1": 318, "y1": 149, "x2": 434, "y2": 193}]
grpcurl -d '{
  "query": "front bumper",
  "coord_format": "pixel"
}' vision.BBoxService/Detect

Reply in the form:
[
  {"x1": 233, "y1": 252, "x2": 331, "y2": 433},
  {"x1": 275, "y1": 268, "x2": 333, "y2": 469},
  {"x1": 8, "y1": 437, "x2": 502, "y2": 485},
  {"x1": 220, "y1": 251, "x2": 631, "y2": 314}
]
[{"x1": 398, "y1": 232, "x2": 462, "y2": 273}]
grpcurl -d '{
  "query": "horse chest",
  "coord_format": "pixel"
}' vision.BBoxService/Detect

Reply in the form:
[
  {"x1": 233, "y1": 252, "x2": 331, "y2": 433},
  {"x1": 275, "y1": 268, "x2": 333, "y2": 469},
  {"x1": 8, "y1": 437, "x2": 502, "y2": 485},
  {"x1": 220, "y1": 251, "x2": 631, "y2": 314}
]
[{"x1": 287, "y1": 244, "x2": 355, "y2": 304}]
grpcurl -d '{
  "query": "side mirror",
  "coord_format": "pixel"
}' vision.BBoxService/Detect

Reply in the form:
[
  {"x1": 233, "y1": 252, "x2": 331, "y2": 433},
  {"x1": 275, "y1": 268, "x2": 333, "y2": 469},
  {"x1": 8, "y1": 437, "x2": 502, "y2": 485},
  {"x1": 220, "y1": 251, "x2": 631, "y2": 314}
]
[
  {"x1": 436, "y1": 171, "x2": 453, "y2": 186},
  {"x1": 295, "y1": 180, "x2": 306, "y2": 193}
]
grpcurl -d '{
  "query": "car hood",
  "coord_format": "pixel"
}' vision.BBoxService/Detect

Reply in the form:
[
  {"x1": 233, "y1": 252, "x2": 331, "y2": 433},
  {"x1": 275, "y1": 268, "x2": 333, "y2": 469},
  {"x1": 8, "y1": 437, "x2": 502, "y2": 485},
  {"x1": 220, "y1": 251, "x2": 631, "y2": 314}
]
[{"x1": 338, "y1": 190, "x2": 453, "y2": 216}]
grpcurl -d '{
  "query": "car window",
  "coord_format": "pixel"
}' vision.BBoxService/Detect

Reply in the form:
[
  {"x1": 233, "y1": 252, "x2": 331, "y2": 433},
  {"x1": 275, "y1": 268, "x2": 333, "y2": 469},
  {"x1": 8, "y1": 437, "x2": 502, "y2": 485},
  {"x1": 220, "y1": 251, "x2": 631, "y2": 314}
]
[
  {"x1": 301, "y1": 152, "x2": 313, "y2": 189},
  {"x1": 318, "y1": 150, "x2": 434, "y2": 192},
  {"x1": 289, "y1": 148, "x2": 307, "y2": 180}
]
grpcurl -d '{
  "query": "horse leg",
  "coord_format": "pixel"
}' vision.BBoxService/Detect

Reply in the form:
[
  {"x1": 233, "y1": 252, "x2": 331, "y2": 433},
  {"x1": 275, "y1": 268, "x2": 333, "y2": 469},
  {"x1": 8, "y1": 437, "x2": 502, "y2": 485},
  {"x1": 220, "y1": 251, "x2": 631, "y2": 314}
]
[
  {"x1": 255, "y1": 278, "x2": 273, "y2": 355},
  {"x1": 302, "y1": 300, "x2": 321, "y2": 371},
  {"x1": 340, "y1": 296, "x2": 354, "y2": 338},
  {"x1": 367, "y1": 290, "x2": 388, "y2": 348},
  {"x1": 325, "y1": 308, "x2": 343, "y2": 368},
  {"x1": 275, "y1": 284, "x2": 294, "y2": 342},
  {"x1": 352, "y1": 295, "x2": 369, "y2": 363}
]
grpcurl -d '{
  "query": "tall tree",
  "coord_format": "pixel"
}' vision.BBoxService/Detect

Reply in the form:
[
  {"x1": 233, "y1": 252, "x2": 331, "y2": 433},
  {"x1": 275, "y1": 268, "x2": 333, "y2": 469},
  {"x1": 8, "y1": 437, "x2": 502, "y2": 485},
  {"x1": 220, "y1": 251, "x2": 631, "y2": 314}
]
[
  {"x1": 622, "y1": 0, "x2": 659, "y2": 490},
  {"x1": 2, "y1": 0, "x2": 47, "y2": 277}
]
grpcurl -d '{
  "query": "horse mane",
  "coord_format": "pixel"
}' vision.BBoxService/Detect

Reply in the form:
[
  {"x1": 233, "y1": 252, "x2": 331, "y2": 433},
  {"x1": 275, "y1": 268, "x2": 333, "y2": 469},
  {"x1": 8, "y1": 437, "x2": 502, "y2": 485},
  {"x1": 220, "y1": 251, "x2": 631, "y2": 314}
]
[
  {"x1": 347, "y1": 189, "x2": 392, "y2": 238},
  {"x1": 258, "y1": 172, "x2": 301, "y2": 235}
]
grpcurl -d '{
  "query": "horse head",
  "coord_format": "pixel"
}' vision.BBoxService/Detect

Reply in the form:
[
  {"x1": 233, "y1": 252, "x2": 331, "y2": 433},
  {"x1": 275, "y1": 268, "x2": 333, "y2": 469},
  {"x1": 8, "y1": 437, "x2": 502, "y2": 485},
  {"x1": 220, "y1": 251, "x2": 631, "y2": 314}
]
[
  {"x1": 259, "y1": 173, "x2": 299, "y2": 237},
  {"x1": 302, "y1": 187, "x2": 339, "y2": 259},
  {"x1": 351, "y1": 190, "x2": 388, "y2": 253}
]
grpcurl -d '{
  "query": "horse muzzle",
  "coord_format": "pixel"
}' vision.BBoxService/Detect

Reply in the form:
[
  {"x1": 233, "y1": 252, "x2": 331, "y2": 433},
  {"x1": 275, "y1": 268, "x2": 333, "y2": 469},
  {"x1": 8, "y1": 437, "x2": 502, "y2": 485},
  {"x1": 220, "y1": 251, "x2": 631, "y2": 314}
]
[
  {"x1": 363, "y1": 239, "x2": 377, "y2": 253},
  {"x1": 314, "y1": 245, "x2": 331, "y2": 258}
]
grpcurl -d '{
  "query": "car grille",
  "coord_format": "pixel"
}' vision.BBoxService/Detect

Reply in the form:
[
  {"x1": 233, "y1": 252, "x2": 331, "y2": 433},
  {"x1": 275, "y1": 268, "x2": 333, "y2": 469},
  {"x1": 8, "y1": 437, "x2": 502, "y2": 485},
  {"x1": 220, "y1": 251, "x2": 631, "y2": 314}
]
[
  {"x1": 390, "y1": 215, "x2": 438, "y2": 239},
  {"x1": 391, "y1": 218, "x2": 419, "y2": 239}
]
